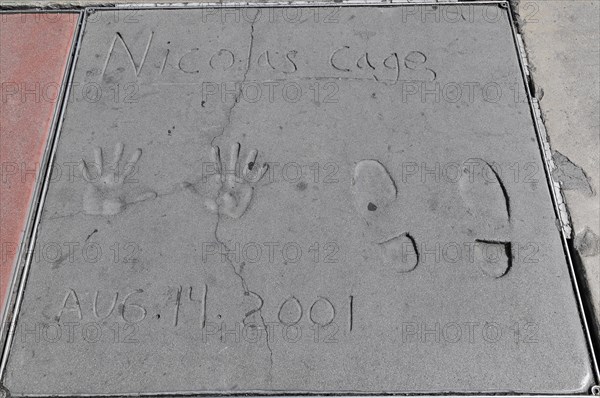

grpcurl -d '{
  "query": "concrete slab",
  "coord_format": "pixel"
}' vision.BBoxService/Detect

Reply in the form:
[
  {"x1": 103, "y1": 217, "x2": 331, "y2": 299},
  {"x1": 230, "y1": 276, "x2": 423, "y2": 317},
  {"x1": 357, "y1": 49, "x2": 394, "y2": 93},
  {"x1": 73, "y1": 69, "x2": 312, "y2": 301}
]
[
  {"x1": 2, "y1": 4, "x2": 596, "y2": 395},
  {"x1": 0, "y1": 12, "x2": 78, "y2": 317}
]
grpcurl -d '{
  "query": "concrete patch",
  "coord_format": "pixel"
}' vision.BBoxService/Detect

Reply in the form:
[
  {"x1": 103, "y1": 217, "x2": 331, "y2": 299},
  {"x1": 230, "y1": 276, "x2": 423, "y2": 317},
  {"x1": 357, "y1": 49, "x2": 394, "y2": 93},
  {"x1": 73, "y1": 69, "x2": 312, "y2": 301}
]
[
  {"x1": 575, "y1": 227, "x2": 600, "y2": 258},
  {"x1": 552, "y1": 150, "x2": 594, "y2": 196}
]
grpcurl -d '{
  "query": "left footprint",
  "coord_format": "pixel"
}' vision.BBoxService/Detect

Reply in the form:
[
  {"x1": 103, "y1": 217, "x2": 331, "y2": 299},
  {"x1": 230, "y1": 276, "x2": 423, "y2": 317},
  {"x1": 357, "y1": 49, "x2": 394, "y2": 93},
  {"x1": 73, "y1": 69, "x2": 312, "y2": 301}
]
[
  {"x1": 81, "y1": 143, "x2": 157, "y2": 216},
  {"x1": 351, "y1": 159, "x2": 419, "y2": 272},
  {"x1": 351, "y1": 159, "x2": 397, "y2": 220}
]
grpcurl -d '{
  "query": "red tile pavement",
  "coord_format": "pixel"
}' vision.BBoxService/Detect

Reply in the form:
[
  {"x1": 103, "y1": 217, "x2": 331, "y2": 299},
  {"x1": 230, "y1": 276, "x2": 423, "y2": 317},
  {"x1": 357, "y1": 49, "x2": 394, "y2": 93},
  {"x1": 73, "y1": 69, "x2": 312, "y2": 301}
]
[{"x1": 0, "y1": 13, "x2": 78, "y2": 316}]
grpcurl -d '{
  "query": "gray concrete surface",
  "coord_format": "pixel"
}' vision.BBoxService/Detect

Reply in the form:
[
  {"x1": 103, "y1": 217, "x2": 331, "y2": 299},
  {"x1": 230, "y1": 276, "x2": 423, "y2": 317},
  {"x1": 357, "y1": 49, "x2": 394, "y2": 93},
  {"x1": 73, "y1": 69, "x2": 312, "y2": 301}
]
[
  {"x1": 0, "y1": 0, "x2": 600, "y2": 320},
  {"x1": 2, "y1": 4, "x2": 595, "y2": 395},
  {"x1": 0, "y1": 0, "x2": 598, "y2": 334}
]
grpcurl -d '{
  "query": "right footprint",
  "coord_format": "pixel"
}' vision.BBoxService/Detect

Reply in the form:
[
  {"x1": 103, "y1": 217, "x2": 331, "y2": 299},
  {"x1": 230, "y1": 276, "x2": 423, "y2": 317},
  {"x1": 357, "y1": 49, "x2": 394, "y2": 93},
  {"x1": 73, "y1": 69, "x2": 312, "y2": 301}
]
[
  {"x1": 459, "y1": 159, "x2": 511, "y2": 278},
  {"x1": 351, "y1": 159, "x2": 419, "y2": 273}
]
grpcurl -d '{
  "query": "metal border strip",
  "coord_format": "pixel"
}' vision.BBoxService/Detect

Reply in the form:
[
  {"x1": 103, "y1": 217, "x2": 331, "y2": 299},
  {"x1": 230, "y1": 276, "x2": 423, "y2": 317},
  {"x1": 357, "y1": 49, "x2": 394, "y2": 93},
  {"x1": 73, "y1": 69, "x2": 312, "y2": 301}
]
[
  {"x1": 109, "y1": 0, "x2": 493, "y2": 8},
  {"x1": 0, "y1": 8, "x2": 86, "y2": 383},
  {"x1": 3, "y1": 394, "x2": 600, "y2": 398},
  {"x1": 0, "y1": 0, "x2": 498, "y2": 10}
]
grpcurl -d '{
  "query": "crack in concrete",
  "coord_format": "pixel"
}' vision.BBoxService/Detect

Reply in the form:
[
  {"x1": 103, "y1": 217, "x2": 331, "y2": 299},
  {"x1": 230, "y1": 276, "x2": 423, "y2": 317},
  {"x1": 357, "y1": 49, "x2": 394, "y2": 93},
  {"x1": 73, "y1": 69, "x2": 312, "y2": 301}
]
[
  {"x1": 211, "y1": 212, "x2": 274, "y2": 384},
  {"x1": 45, "y1": 211, "x2": 83, "y2": 220},
  {"x1": 210, "y1": 13, "x2": 258, "y2": 148},
  {"x1": 205, "y1": 19, "x2": 274, "y2": 380}
]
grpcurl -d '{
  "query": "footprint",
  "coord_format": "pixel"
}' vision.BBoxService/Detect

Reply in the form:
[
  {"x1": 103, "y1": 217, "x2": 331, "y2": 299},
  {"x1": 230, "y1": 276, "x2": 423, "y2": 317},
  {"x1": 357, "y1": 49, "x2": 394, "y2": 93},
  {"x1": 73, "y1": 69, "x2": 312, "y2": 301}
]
[
  {"x1": 351, "y1": 159, "x2": 419, "y2": 272},
  {"x1": 473, "y1": 240, "x2": 511, "y2": 278},
  {"x1": 378, "y1": 233, "x2": 419, "y2": 273},
  {"x1": 81, "y1": 143, "x2": 157, "y2": 216},
  {"x1": 459, "y1": 159, "x2": 511, "y2": 278},
  {"x1": 459, "y1": 159, "x2": 510, "y2": 231},
  {"x1": 351, "y1": 159, "x2": 397, "y2": 220}
]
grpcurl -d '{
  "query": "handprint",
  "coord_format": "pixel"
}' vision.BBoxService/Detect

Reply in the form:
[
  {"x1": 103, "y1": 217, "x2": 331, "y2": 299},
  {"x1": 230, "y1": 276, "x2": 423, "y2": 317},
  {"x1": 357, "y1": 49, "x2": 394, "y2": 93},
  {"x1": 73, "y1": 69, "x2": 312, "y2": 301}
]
[
  {"x1": 80, "y1": 143, "x2": 156, "y2": 216},
  {"x1": 204, "y1": 142, "x2": 268, "y2": 219}
]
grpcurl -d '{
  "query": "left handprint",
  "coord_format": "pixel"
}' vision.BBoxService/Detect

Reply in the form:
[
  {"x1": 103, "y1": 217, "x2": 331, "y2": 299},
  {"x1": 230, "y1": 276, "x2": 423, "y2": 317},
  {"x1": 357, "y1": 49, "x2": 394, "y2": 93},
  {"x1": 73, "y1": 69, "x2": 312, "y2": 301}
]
[{"x1": 80, "y1": 143, "x2": 157, "y2": 216}]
